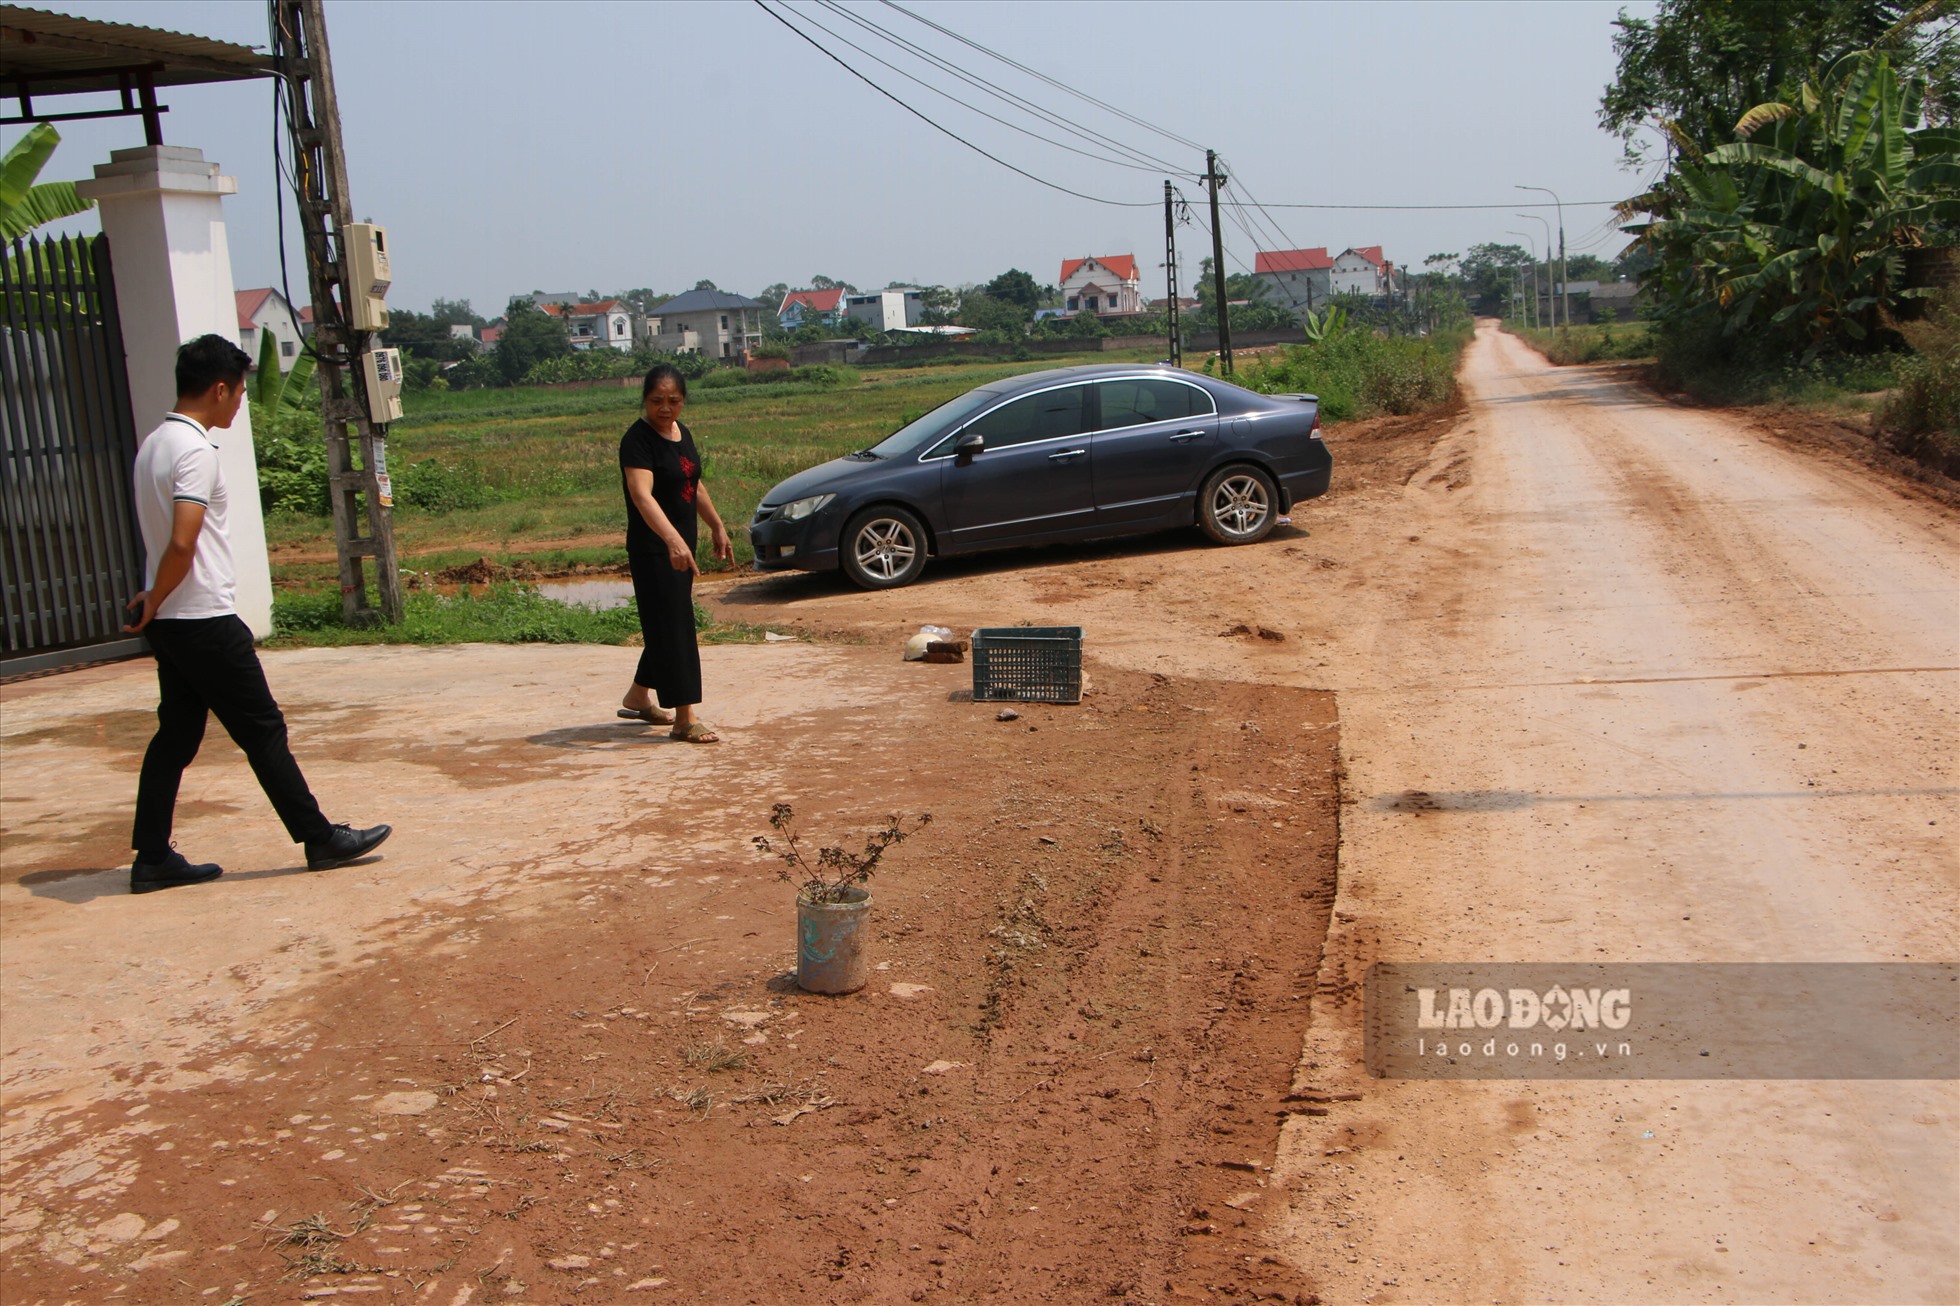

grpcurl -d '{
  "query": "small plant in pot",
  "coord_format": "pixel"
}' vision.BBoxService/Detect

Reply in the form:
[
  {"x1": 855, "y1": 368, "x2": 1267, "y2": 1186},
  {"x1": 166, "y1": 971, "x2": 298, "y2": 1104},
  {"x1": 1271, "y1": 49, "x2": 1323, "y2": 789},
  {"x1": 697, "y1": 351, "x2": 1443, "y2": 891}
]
[{"x1": 754, "y1": 803, "x2": 930, "y2": 995}]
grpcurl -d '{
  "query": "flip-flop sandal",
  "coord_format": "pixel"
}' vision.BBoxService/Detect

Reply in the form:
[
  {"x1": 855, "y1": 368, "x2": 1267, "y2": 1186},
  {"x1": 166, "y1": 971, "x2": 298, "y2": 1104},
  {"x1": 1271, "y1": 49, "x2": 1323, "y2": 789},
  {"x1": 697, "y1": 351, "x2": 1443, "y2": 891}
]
[
  {"x1": 669, "y1": 722, "x2": 721, "y2": 743},
  {"x1": 618, "y1": 705, "x2": 676, "y2": 725}
]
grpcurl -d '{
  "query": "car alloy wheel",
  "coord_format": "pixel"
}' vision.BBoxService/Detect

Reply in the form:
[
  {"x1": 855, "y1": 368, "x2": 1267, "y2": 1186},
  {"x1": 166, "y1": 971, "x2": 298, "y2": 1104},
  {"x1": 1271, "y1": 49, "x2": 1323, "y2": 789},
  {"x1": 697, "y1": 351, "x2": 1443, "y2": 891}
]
[
  {"x1": 842, "y1": 506, "x2": 928, "y2": 589},
  {"x1": 1199, "y1": 465, "x2": 1279, "y2": 545}
]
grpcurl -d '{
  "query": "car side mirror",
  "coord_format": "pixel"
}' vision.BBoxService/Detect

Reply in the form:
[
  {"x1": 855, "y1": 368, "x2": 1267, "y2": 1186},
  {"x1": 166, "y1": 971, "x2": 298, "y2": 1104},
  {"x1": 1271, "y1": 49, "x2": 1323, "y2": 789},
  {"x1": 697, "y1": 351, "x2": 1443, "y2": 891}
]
[{"x1": 954, "y1": 432, "x2": 986, "y2": 465}]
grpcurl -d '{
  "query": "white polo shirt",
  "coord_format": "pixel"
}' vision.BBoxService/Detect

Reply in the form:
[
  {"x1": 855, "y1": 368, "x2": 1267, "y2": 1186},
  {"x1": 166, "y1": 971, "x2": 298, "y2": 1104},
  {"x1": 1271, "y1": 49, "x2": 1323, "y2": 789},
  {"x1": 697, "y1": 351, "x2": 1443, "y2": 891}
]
[{"x1": 133, "y1": 414, "x2": 236, "y2": 619}]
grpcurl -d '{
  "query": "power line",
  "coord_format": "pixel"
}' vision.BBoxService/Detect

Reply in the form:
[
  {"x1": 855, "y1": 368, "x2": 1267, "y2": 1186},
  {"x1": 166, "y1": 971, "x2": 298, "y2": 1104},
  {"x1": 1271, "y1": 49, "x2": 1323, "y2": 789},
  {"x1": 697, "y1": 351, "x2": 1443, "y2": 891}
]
[
  {"x1": 811, "y1": 0, "x2": 1183, "y2": 175},
  {"x1": 753, "y1": 0, "x2": 1155, "y2": 207},
  {"x1": 878, "y1": 0, "x2": 1205, "y2": 155},
  {"x1": 1221, "y1": 198, "x2": 1629, "y2": 211}
]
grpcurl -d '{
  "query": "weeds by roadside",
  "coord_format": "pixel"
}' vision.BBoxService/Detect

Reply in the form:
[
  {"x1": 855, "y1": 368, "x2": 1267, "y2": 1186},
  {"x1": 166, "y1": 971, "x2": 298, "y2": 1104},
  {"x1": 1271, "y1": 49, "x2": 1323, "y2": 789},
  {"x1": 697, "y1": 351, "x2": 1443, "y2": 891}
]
[
  {"x1": 1881, "y1": 283, "x2": 1960, "y2": 477},
  {"x1": 1236, "y1": 326, "x2": 1469, "y2": 420},
  {"x1": 266, "y1": 583, "x2": 773, "y2": 649},
  {"x1": 1506, "y1": 320, "x2": 1654, "y2": 366}
]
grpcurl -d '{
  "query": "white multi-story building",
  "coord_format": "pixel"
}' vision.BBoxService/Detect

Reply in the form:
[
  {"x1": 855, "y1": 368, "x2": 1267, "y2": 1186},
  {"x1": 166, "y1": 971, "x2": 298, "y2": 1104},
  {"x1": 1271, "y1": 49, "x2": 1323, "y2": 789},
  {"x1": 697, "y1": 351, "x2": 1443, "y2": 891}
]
[
  {"x1": 1329, "y1": 246, "x2": 1395, "y2": 298},
  {"x1": 844, "y1": 289, "x2": 925, "y2": 332}
]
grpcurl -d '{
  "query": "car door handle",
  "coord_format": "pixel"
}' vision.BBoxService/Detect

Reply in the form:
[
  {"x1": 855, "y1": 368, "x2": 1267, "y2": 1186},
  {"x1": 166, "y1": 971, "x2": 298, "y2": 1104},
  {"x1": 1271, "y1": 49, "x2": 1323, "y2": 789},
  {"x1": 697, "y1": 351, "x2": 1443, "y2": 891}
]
[
  {"x1": 1047, "y1": 448, "x2": 1088, "y2": 462},
  {"x1": 1168, "y1": 429, "x2": 1207, "y2": 442}
]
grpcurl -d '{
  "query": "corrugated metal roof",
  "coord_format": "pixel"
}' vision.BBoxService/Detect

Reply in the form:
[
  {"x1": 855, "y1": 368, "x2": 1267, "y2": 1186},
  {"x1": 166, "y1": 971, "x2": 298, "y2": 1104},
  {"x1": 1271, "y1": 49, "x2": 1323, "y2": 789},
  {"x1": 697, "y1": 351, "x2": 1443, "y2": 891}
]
[{"x1": 1, "y1": 5, "x2": 273, "y2": 94}]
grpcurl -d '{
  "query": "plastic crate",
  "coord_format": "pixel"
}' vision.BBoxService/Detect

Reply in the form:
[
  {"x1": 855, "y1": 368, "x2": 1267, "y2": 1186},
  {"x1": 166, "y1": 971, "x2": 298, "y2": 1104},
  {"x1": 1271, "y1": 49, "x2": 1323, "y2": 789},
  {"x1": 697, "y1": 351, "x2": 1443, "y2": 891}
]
[{"x1": 971, "y1": 626, "x2": 1083, "y2": 704}]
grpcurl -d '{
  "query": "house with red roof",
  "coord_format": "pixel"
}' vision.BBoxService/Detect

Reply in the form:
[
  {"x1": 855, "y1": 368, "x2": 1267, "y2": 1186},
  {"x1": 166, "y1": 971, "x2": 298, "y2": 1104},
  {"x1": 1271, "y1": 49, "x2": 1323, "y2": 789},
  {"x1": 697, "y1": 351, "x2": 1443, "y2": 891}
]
[
  {"x1": 539, "y1": 298, "x2": 637, "y2": 351},
  {"x1": 1252, "y1": 248, "x2": 1334, "y2": 315},
  {"x1": 778, "y1": 287, "x2": 846, "y2": 332},
  {"x1": 1058, "y1": 254, "x2": 1142, "y2": 316},
  {"x1": 235, "y1": 287, "x2": 303, "y2": 372},
  {"x1": 1330, "y1": 246, "x2": 1396, "y2": 299}
]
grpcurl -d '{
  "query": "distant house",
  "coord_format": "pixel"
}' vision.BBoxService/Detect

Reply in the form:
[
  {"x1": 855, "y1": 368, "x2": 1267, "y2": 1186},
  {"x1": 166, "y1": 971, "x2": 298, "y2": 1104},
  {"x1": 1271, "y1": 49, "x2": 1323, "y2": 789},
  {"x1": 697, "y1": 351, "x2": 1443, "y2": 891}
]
[
  {"x1": 779, "y1": 287, "x2": 846, "y2": 331},
  {"x1": 1058, "y1": 254, "x2": 1142, "y2": 316},
  {"x1": 236, "y1": 287, "x2": 303, "y2": 372},
  {"x1": 541, "y1": 298, "x2": 636, "y2": 352},
  {"x1": 843, "y1": 289, "x2": 925, "y2": 332},
  {"x1": 1329, "y1": 246, "x2": 1395, "y2": 298},
  {"x1": 296, "y1": 303, "x2": 315, "y2": 340},
  {"x1": 478, "y1": 325, "x2": 503, "y2": 350},
  {"x1": 650, "y1": 288, "x2": 766, "y2": 360},
  {"x1": 1252, "y1": 248, "x2": 1333, "y2": 316}
]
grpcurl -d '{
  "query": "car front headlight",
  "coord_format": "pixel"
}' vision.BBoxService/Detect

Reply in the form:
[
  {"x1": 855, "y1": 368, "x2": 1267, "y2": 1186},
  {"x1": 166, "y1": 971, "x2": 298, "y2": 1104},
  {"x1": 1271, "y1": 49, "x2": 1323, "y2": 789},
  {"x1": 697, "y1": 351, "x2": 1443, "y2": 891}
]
[{"x1": 778, "y1": 493, "x2": 835, "y2": 521}]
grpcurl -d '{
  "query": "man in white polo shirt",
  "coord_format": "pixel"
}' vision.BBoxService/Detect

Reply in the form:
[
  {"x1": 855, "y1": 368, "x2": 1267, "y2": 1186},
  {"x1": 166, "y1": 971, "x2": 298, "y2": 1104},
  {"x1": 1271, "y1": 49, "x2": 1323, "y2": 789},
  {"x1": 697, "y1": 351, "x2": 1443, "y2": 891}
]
[{"x1": 123, "y1": 334, "x2": 391, "y2": 894}]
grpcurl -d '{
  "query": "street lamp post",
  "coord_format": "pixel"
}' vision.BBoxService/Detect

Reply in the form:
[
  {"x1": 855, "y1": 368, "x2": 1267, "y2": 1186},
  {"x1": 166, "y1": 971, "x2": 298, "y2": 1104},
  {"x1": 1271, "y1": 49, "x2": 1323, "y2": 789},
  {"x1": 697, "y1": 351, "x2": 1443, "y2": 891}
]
[
  {"x1": 1507, "y1": 230, "x2": 1539, "y2": 328},
  {"x1": 1517, "y1": 185, "x2": 1566, "y2": 327},
  {"x1": 1515, "y1": 214, "x2": 1553, "y2": 328}
]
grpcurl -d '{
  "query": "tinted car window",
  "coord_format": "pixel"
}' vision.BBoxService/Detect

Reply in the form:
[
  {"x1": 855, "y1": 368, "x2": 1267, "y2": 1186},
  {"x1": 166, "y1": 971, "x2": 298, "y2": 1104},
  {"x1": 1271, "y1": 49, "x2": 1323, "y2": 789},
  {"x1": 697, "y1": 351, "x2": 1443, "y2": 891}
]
[
  {"x1": 1096, "y1": 378, "x2": 1215, "y2": 429},
  {"x1": 964, "y1": 385, "x2": 1090, "y2": 449},
  {"x1": 868, "y1": 388, "x2": 999, "y2": 457}
]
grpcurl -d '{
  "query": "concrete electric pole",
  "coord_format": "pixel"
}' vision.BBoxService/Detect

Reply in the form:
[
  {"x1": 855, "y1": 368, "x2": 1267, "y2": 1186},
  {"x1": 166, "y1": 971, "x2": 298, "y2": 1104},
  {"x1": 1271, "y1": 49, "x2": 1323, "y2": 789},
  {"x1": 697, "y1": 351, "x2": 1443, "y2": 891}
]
[
  {"x1": 1204, "y1": 150, "x2": 1232, "y2": 376},
  {"x1": 1163, "y1": 180, "x2": 1182, "y2": 368}
]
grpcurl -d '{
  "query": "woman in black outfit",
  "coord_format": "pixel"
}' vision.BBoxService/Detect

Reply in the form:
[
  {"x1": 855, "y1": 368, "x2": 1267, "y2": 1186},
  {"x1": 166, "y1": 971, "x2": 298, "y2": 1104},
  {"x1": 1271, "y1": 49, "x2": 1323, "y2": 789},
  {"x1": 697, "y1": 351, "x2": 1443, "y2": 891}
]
[{"x1": 617, "y1": 364, "x2": 732, "y2": 742}]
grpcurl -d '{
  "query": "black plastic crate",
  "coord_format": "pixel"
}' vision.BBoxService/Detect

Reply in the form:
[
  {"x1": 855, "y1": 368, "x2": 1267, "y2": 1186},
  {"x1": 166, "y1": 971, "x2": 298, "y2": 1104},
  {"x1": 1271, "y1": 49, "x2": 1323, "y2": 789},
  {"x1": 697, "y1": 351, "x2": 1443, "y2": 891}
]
[{"x1": 971, "y1": 626, "x2": 1082, "y2": 704}]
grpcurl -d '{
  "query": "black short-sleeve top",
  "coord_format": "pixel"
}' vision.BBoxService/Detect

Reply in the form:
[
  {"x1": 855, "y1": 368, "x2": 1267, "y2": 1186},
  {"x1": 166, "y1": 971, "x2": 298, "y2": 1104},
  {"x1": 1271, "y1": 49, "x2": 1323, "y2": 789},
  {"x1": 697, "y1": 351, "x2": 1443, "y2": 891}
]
[{"x1": 620, "y1": 418, "x2": 701, "y2": 553}]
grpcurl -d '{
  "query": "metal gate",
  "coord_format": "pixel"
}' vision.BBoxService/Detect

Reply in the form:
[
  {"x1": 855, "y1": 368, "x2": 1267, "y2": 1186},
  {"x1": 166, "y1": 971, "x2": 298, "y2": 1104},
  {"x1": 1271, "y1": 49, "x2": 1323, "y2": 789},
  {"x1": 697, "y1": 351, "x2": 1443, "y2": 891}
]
[{"x1": 1, "y1": 232, "x2": 146, "y2": 676}]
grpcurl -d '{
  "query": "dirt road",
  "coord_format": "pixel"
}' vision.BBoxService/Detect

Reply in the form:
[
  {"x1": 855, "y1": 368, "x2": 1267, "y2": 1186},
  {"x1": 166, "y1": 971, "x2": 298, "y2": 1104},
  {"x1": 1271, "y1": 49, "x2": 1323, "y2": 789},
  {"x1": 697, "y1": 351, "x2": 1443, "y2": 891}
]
[
  {"x1": 2, "y1": 321, "x2": 1953, "y2": 1303},
  {"x1": 1279, "y1": 324, "x2": 1959, "y2": 1303}
]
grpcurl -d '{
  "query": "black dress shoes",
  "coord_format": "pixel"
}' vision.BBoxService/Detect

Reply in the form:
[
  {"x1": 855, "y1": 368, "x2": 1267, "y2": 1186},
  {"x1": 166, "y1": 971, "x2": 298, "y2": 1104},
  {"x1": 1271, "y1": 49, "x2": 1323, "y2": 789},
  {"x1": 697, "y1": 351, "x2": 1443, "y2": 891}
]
[
  {"x1": 130, "y1": 850, "x2": 223, "y2": 894},
  {"x1": 305, "y1": 823, "x2": 393, "y2": 872}
]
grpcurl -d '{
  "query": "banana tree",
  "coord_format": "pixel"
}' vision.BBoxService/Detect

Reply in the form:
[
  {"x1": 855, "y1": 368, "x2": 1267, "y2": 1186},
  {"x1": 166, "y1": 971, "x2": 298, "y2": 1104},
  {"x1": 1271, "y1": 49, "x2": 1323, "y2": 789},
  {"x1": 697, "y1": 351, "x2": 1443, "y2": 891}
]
[
  {"x1": 1621, "y1": 47, "x2": 1960, "y2": 358},
  {"x1": 249, "y1": 321, "x2": 315, "y2": 412},
  {"x1": 1, "y1": 124, "x2": 94, "y2": 240}
]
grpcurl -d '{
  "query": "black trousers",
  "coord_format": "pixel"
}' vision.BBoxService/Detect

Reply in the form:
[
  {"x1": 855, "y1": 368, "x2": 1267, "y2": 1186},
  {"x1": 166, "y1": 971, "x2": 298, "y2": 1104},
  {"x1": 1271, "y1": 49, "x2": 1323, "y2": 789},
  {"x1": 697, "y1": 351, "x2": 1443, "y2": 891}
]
[
  {"x1": 131, "y1": 614, "x2": 332, "y2": 855},
  {"x1": 628, "y1": 546, "x2": 702, "y2": 707}
]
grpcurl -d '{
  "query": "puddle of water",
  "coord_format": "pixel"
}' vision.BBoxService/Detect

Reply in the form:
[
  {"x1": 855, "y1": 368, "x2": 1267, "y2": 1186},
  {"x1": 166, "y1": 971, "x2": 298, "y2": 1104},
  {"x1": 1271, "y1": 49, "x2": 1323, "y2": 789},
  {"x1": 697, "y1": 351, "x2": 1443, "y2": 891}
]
[{"x1": 536, "y1": 579, "x2": 636, "y2": 611}]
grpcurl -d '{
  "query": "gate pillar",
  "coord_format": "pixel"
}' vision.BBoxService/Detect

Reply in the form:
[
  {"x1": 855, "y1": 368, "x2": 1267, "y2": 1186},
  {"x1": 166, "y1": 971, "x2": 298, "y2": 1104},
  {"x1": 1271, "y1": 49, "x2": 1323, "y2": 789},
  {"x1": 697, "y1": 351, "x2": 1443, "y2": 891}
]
[{"x1": 78, "y1": 146, "x2": 274, "y2": 637}]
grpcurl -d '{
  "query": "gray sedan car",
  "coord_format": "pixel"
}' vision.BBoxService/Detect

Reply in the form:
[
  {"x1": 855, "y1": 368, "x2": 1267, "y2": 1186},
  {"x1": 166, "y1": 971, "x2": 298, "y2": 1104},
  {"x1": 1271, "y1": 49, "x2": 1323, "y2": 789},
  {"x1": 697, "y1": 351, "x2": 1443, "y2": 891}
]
[{"x1": 748, "y1": 363, "x2": 1330, "y2": 589}]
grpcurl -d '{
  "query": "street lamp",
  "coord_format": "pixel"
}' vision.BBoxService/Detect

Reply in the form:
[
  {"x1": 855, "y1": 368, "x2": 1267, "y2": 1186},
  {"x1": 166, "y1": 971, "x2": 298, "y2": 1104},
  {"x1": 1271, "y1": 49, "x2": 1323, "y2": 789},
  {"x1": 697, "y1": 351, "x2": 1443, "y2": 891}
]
[
  {"x1": 1517, "y1": 185, "x2": 1566, "y2": 327},
  {"x1": 1506, "y1": 230, "x2": 1539, "y2": 329},
  {"x1": 1515, "y1": 214, "x2": 1553, "y2": 329}
]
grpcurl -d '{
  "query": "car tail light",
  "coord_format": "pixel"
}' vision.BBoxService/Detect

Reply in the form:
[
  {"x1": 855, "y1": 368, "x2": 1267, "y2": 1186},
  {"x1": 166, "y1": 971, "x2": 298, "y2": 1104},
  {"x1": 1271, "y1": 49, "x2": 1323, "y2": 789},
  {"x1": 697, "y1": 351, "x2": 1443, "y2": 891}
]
[{"x1": 1309, "y1": 410, "x2": 1323, "y2": 440}]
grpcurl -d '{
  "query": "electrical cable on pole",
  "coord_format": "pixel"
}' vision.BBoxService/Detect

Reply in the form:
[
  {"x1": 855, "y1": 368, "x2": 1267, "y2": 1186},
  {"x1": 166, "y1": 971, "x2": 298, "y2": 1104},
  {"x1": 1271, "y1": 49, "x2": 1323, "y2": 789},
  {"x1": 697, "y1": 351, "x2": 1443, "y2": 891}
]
[
  {"x1": 811, "y1": 0, "x2": 1183, "y2": 174},
  {"x1": 1163, "y1": 179, "x2": 1181, "y2": 367},
  {"x1": 796, "y1": 0, "x2": 1176, "y2": 174},
  {"x1": 752, "y1": 0, "x2": 1153, "y2": 207},
  {"x1": 1204, "y1": 150, "x2": 1232, "y2": 375},
  {"x1": 269, "y1": 0, "x2": 402, "y2": 625}
]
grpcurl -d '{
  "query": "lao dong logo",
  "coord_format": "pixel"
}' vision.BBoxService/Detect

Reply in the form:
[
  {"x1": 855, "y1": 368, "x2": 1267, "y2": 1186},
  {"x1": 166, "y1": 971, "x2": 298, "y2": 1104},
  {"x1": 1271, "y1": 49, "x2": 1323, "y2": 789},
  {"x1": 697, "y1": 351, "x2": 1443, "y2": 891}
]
[{"x1": 1416, "y1": 984, "x2": 1632, "y2": 1032}]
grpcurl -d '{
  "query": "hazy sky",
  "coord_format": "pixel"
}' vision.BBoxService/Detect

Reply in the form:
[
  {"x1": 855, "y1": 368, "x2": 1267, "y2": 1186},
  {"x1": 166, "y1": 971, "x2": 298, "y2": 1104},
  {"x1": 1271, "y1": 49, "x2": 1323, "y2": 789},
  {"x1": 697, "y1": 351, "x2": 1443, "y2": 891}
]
[{"x1": 28, "y1": 0, "x2": 1659, "y2": 313}]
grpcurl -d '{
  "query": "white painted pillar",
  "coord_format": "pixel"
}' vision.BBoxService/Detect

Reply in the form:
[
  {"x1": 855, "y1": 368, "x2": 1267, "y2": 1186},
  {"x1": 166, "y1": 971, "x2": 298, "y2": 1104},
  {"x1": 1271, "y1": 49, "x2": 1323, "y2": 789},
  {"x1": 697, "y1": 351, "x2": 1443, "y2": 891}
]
[{"x1": 78, "y1": 146, "x2": 275, "y2": 638}]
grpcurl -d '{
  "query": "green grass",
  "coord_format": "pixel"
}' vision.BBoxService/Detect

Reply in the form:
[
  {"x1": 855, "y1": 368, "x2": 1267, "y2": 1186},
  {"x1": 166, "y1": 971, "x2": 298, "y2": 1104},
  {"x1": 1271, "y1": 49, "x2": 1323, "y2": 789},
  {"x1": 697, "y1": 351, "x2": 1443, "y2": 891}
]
[
  {"x1": 1505, "y1": 321, "x2": 1656, "y2": 365},
  {"x1": 265, "y1": 350, "x2": 1137, "y2": 589},
  {"x1": 265, "y1": 583, "x2": 774, "y2": 649}
]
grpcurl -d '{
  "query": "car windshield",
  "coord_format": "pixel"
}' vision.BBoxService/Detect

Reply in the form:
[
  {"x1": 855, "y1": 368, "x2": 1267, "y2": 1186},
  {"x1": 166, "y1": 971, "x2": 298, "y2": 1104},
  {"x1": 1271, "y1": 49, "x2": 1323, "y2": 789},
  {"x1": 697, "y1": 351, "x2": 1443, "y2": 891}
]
[{"x1": 860, "y1": 388, "x2": 1004, "y2": 458}]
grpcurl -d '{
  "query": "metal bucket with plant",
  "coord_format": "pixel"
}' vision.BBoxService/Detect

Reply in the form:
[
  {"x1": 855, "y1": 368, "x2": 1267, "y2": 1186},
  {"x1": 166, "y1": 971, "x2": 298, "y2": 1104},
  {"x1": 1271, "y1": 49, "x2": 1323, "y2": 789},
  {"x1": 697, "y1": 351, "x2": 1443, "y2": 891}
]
[{"x1": 755, "y1": 803, "x2": 930, "y2": 994}]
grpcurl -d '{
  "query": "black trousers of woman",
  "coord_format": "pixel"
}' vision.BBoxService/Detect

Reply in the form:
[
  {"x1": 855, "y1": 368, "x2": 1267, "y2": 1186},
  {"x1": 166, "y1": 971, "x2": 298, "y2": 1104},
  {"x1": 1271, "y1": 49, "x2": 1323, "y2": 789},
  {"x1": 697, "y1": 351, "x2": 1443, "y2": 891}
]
[{"x1": 628, "y1": 546, "x2": 702, "y2": 707}]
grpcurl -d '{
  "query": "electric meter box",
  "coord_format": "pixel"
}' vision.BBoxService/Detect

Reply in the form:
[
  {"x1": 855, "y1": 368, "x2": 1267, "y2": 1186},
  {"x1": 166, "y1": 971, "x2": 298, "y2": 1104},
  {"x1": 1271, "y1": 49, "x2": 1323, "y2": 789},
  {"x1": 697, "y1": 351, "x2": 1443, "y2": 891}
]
[
  {"x1": 344, "y1": 222, "x2": 392, "y2": 331},
  {"x1": 361, "y1": 346, "x2": 404, "y2": 424}
]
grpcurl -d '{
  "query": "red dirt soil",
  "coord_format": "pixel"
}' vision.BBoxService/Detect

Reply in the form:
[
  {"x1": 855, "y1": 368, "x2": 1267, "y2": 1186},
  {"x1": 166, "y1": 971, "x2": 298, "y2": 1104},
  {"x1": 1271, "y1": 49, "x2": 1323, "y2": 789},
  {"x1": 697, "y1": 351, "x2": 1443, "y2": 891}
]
[{"x1": 4, "y1": 665, "x2": 1338, "y2": 1305}]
